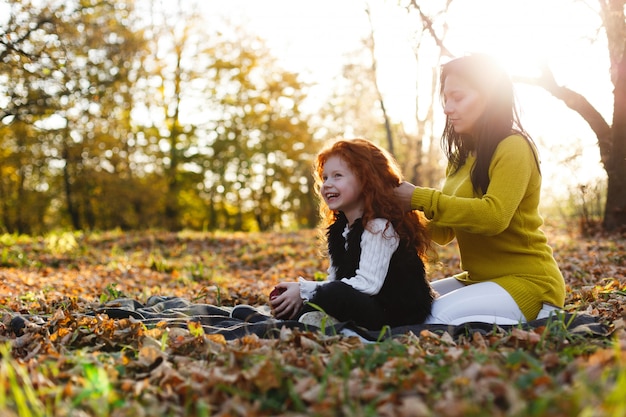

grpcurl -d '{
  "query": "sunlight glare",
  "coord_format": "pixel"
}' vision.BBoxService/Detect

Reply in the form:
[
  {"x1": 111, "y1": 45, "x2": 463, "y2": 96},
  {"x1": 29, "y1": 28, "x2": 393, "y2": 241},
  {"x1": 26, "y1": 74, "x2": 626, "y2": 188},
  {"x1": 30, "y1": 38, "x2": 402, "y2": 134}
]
[
  {"x1": 445, "y1": 0, "x2": 602, "y2": 78},
  {"x1": 199, "y1": 0, "x2": 610, "y2": 197},
  {"x1": 440, "y1": 0, "x2": 609, "y2": 197}
]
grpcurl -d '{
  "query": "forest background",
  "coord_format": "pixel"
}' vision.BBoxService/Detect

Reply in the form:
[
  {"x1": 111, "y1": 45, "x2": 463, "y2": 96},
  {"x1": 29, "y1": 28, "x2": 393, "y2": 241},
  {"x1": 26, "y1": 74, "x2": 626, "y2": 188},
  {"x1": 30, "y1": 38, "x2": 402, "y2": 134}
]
[
  {"x1": 1, "y1": 0, "x2": 625, "y2": 236},
  {"x1": 1, "y1": 1, "x2": 626, "y2": 415}
]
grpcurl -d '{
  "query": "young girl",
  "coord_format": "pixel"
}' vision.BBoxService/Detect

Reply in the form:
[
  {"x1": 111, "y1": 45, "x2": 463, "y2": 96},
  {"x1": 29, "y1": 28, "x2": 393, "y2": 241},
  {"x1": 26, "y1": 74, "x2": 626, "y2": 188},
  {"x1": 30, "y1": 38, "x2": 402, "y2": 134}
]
[
  {"x1": 396, "y1": 54, "x2": 566, "y2": 325},
  {"x1": 270, "y1": 138, "x2": 435, "y2": 330}
]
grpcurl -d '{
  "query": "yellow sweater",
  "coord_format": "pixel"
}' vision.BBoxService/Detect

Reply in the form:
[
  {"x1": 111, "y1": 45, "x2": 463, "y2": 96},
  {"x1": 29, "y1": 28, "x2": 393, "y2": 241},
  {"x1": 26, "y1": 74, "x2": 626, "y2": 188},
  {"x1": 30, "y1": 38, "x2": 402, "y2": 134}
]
[{"x1": 411, "y1": 134, "x2": 565, "y2": 320}]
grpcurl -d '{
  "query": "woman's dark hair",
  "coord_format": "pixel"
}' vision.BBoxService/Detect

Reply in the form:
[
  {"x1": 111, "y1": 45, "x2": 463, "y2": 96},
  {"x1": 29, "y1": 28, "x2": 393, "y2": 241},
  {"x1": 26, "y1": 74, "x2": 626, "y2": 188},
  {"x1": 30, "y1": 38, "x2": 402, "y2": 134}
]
[{"x1": 440, "y1": 54, "x2": 539, "y2": 194}]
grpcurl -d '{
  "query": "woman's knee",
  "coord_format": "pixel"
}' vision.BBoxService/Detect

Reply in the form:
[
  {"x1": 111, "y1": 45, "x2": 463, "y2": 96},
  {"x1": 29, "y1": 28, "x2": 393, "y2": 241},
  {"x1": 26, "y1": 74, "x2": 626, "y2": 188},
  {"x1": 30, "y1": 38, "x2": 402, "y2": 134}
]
[
  {"x1": 426, "y1": 281, "x2": 525, "y2": 325},
  {"x1": 430, "y1": 277, "x2": 466, "y2": 295}
]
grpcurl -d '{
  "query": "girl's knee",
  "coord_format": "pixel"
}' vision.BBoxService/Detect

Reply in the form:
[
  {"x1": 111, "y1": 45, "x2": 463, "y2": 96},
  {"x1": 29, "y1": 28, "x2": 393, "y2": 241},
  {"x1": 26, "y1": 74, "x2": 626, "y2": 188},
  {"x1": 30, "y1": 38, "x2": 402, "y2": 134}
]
[{"x1": 311, "y1": 281, "x2": 352, "y2": 306}]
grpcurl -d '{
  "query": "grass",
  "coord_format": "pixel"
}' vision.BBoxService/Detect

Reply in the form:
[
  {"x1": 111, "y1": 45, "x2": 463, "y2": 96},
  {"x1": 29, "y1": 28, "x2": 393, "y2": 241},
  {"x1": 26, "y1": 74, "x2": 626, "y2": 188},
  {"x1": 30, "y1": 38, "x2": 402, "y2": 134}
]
[{"x1": 0, "y1": 225, "x2": 623, "y2": 416}]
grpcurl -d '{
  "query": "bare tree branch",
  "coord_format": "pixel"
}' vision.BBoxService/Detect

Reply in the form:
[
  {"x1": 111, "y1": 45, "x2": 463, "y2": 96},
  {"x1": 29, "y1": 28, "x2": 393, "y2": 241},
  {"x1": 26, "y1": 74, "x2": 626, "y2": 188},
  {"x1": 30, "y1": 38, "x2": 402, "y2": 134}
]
[
  {"x1": 408, "y1": 0, "x2": 455, "y2": 58},
  {"x1": 514, "y1": 64, "x2": 612, "y2": 168},
  {"x1": 0, "y1": 17, "x2": 53, "y2": 62},
  {"x1": 364, "y1": 3, "x2": 394, "y2": 154}
]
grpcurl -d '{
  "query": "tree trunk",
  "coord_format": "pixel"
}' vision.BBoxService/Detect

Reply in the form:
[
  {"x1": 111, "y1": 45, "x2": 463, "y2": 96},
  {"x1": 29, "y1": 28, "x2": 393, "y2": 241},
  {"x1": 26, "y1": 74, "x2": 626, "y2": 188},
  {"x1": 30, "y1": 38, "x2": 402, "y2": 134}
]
[
  {"x1": 515, "y1": 63, "x2": 624, "y2": 231},
  {"x1": 365, "y1": 4, "x2": 394, "y2": 154},
  {"x1": 603, "y1": 49, "x2": 626, "y2": 230},
  {"x1": 62, "y1": 141, "x2": 81, "y2": 230},
  {"x1": 164, "y1": 43, "x2": 184, "y2": 231}
]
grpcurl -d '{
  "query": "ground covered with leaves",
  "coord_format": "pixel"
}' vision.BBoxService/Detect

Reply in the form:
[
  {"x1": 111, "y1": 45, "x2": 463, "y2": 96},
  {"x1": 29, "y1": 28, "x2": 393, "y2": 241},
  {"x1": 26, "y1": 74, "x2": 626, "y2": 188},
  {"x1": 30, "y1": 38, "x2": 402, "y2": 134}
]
[{"x1": 0, "y1": 224, "x2": 625, "y2": 416}]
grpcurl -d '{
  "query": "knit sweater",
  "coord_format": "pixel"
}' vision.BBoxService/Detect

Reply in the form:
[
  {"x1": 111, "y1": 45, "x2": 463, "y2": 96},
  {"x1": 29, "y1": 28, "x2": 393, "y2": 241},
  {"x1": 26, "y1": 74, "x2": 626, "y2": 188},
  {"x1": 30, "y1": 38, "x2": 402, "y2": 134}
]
[
  {"x1": 299, "y1": 217, "x2": 399, "y2": 299},
  {"x1": 299, "y1": 214, "x2": 433, "y2": 325},
  {"x1": 410, "y1": 134, "x2": 566, "y2": 320}
]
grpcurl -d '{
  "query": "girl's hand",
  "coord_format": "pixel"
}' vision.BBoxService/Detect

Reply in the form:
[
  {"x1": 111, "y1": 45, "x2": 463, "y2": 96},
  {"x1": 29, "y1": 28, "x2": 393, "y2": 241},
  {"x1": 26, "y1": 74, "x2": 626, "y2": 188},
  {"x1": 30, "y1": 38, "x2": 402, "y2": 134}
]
[
  {"x1": 395, "y1": 181, "x2": 416, "y2": 212},
  {"x1": 270, "y1": 282, "x2": 303, "y2": 320}
]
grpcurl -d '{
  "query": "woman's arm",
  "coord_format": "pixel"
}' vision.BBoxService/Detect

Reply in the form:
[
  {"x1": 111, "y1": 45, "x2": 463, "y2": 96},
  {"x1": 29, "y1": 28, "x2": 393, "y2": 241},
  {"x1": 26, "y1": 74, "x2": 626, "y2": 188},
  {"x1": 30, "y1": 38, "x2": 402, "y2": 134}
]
[
  {"x1": 412, "y1": 136, "x2": 537, "y2": 236},
  {"x1": 396, "y1": 182, "x2": 455, "y2": 245}
]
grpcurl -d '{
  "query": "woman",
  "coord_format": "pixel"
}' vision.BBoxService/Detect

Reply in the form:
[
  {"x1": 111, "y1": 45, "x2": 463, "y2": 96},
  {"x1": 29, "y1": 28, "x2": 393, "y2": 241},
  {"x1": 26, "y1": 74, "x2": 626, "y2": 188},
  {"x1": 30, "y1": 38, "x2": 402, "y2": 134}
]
[
  {"x1": 396, "y1": 54, "x2": 566, "y2": 325},
  {"x1": 270, "y1": 138, "x2": 435, "y2": 330}
]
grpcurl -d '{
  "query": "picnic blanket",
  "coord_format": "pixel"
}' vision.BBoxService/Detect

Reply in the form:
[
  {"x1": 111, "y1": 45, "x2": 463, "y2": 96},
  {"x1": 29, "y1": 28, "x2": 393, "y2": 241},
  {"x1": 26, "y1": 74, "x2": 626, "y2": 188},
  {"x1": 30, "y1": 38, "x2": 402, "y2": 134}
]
[{"x1": 10, "y1": 295, "x2": 610, "y2": 342}]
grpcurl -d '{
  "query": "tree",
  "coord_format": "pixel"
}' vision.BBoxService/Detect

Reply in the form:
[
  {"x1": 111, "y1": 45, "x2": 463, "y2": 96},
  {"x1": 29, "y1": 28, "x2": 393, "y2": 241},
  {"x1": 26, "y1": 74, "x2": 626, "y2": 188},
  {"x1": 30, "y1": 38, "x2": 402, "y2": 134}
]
[
  {"x1": 364, "y1": 3, "x2": 395, "y2": 154},
  {"x1": 599, "y1": 0, "x2": 626, "y2": 231},
  {"x1": 0, "y1": 0, "x2": 61, "y2": 233},
  {"x1": 131, "y1": 2, "x2": 319, "y2": 231},
  {"x1": 0, "y1": 0, "x2": 148, "y2": 231},
  {"x1": 403, "y1": 0, "x2": 453, "y2": 187},
  {"x1": 205, "y1": 27, "x2": 318, "y2": 231}
]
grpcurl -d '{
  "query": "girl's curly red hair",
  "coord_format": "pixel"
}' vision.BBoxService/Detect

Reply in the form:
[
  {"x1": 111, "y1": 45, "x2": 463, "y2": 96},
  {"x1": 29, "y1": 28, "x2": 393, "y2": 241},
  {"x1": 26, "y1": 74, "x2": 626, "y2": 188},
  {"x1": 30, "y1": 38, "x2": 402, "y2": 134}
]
[{"x1": 314, "y1": 138, "x2": 431, "y2": 259}]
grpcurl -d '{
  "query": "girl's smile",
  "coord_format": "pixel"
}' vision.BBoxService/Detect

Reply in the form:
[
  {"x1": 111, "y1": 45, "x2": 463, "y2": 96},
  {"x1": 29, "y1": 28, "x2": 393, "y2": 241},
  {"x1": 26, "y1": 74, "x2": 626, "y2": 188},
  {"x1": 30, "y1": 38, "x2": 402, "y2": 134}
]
[{"x1": 321, "y1": 155, "x2": 364, "y2": 224}]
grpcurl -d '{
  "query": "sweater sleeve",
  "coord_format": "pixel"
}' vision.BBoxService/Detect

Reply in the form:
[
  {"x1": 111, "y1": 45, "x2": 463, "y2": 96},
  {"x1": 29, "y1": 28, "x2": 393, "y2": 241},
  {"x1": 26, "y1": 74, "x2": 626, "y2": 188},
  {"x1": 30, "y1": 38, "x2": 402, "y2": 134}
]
[
  {"x1": 426, "y1": 221, "x2": 456, "y2": 246},
  {"x1": 299, "y1": 276, "x2": 321, "y2": 301},
  {"x1": 411, "y1": 135, "x2": 536, "y2": 236},
  {"x1": 298, "y1": 264, "x2": 337, "y2": 301},
  {"x1": 339, "y1": 218, "x2": 399, "y2": 295}
]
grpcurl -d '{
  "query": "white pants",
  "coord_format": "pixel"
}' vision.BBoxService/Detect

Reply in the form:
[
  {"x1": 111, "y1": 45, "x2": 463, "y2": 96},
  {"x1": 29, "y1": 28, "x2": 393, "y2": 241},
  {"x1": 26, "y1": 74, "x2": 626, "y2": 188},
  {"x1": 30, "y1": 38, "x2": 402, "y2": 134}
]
[{"x1": 424, "y1": 277, "x2": 559, "y2": 325}]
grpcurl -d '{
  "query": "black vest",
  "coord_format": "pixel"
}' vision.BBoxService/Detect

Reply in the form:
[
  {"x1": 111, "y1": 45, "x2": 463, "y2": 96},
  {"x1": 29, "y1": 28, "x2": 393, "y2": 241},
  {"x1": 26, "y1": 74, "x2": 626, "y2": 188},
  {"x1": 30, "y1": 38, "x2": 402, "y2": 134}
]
[{"x1": 327, "y1": 213, "x2": 433, "y2": 325}]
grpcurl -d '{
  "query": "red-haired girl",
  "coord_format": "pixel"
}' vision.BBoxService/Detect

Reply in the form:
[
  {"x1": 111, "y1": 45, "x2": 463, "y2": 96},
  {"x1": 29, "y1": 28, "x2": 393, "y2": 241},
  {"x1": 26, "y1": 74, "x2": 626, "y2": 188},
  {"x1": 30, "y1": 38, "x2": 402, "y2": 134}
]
[{"x1": 270, "y1": 138, "x2": 434, "y2": 330}]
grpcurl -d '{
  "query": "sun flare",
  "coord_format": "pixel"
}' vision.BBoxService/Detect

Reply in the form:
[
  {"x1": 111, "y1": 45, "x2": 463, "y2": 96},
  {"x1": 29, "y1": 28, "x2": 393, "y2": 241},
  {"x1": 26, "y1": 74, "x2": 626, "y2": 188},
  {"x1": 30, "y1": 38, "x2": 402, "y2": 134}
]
[{"x1": 203, "y1": 0, "x2": 609, "y2": 192}]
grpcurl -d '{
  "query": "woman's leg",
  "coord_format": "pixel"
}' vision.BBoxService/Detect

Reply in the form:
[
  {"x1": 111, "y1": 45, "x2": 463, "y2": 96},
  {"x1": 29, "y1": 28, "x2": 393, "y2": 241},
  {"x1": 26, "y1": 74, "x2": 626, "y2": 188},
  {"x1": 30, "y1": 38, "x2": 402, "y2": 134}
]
[
  {"x1": 425, "y1": 281, "x2": 526, "y2": 325},
  {"x1": 430, "y1": 277, "x2": 466, "y2": 296},
  {"x1": 536, "y1": 303, "x2": 560, "y2": 320},
  {"x1": 303, "y1": 281, "x2": 386, "y2": 330}
]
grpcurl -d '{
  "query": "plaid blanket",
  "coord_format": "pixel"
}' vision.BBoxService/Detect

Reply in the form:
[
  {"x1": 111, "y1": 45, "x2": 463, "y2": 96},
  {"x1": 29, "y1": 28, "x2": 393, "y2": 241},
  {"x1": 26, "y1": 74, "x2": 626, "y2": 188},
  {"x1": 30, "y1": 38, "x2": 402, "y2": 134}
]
[{"x1": 10, "y1": 295, "x2": 610, "y2": 342}]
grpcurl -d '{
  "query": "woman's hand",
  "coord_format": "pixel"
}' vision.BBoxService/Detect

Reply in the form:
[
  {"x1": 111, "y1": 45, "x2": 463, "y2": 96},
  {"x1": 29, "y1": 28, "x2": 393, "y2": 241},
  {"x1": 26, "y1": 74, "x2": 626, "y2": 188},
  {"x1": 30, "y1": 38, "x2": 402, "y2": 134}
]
[
  {"x1": 270, "y1": 282, "x2": 304, "y2": 320},
  {"x1": 395, "y1": 181, "x2": 416, "y2": 212}
]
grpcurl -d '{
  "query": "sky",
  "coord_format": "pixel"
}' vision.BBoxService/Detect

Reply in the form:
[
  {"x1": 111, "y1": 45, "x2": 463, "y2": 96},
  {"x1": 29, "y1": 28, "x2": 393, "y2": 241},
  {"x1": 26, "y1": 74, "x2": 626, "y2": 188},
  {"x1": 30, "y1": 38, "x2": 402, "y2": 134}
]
[{"x1": 201, "y1": 0, "x2": 610, "y2": 207}]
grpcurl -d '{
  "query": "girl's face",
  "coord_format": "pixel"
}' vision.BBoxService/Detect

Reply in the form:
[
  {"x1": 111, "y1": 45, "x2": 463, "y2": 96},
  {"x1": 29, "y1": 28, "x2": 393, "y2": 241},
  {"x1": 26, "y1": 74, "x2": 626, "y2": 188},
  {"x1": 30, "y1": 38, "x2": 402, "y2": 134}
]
[
  {"x1": 320, "y1": 155, "x2": 364, "y2": 225},
  {"x1": 442, "y1": 73, "x2": 487, "y2": 136}
]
